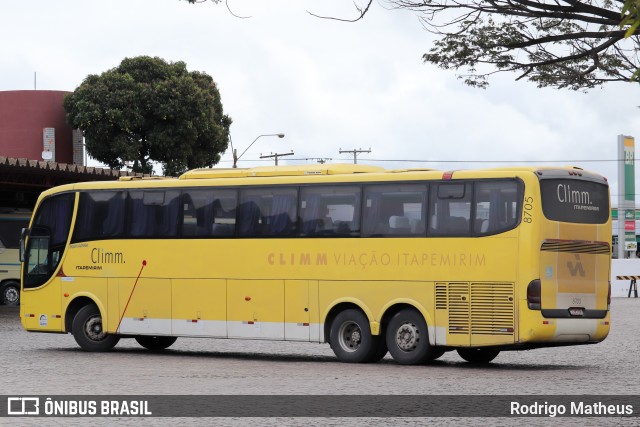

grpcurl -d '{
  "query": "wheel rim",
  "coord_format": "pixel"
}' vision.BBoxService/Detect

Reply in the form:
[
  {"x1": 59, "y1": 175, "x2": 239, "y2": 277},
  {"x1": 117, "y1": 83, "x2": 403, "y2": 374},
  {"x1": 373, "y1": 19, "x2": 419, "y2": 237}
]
[
  {"x1": 4, "y1": 287, "x2": 19, "y2": 304},
  {"x1": 338, "y1": 321, "x2": 362, "y2": 353},
  {"x1": 84, "y1": 314, "x2": 107, "y2": 342},
  {"x1": 395, "y1": 322, "x2": 420, "y2": 352}
]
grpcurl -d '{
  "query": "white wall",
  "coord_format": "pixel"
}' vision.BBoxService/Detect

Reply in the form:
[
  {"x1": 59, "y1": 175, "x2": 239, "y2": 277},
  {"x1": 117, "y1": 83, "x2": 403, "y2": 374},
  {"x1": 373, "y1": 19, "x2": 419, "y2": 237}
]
[{"x1": 611, "y1": 259, "x2": 640, "y2": 297}]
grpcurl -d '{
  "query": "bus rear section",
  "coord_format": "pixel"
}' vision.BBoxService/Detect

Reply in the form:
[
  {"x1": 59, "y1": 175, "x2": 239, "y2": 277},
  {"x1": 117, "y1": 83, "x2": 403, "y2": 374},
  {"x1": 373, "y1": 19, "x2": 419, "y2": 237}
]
[{"x1": 524, "y1": 170, "x2": 611, "y2": 345}]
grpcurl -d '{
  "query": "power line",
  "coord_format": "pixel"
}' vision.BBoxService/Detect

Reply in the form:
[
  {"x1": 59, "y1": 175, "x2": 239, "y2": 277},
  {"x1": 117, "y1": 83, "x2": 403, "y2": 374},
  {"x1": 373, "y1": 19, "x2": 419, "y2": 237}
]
[
  {"x1": 219, "y1": 156, "x2": 627, "y2": 164},
  {"x1": 304, "y1": 157, "x2": 333, "y2": 164},
  {"x1": 365, "y1": 158, "x2": 626, "y2": 164}
]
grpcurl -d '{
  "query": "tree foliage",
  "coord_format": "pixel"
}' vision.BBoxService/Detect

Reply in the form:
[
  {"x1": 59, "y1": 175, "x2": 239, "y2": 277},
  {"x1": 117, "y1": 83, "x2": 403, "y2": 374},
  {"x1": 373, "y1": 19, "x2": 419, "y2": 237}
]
[
  {"x1": 388, "y1": 0, "x2": 640, "y2": 90},
  {"x1": 621, "y1": 0, "x2": 640, "y2": 68},
  {"x1": 312, "y1": 0, "x2": 640, "y2": 90},
  {"x1": 186, "y1": 0, "x2": 640, "y2": 90},
  {"x1": 622, "y1": 0, "x2": 640, "y2": 33},
  {"x1": 64, "y1": 56, "x2": 232, "y2": 176}
]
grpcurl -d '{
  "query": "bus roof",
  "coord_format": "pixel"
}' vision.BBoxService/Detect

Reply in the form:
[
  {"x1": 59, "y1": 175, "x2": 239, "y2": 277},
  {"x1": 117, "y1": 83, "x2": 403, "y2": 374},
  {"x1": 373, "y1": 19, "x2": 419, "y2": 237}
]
[
  {"x1": 34, "y1": 164, "x2": 607, "y2": 198},
  {"x1": 178, "y1": 164, "x2": 386, "y2": 179}
]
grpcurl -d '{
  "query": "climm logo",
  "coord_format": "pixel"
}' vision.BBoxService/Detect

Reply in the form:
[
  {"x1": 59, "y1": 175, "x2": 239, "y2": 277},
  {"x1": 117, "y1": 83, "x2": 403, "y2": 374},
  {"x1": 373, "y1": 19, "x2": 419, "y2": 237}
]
[
  {"x1": 556, "y1": 184, "x2": 592, "y2": 205},
  {"x1": 91, "y1": 248, "x2": 125, "y2": 264}
]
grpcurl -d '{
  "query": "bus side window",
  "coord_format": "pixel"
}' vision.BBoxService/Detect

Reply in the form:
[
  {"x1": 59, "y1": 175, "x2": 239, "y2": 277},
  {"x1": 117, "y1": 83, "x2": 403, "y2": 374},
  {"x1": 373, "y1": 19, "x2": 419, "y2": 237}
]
[
  {"x1": 129, "y1": 190, "x2": 180, "y2": 238},
  {"x1": 429, "y1": 183, "x2": 472, "y2": 237},
  {"x1": 181, "y1": 194, "x2": 200, "y2": 237},
  {"x1": 300, "y1": 194, "x2": 325, "y2": 236},
  {"x1": 363, "y1": 184, "x2": 427, "y2": 237},
  {"x1": 300, "y1": 186, "x2": 361, "y2": 237},
  {"x1": 73, "y1": 191, "x2": 126, "y2": 242},
  {"x1": 474, "y1": 180, "x2": 520, "y2": 235},
  {"x1": 238, "y1": 188, "x2": 297, "y2": 237},
  {"x1": 211, "y1": 193, "x2": 237, "y2": 236},
  {"x1": 238, "y1": 199, "x2": 263, "y2": 236},
  {"x1": 181, "y1": 189, "x2": 237, "y2": 237}
]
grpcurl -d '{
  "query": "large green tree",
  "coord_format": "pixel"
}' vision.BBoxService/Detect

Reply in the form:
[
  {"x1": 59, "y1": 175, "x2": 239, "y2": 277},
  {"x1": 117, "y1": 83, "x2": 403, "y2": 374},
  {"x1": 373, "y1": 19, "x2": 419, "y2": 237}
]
[
  {"x1": 64, "y1": 56, "x2": 232, "y2": 176},
  {"x1": 187, "y1": 0, "x2": 640, "y2": 90}
]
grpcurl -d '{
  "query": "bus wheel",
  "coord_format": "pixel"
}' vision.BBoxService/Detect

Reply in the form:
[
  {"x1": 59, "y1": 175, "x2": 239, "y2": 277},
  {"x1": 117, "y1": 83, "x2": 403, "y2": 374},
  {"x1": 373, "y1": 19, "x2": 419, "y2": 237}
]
[
  {"x1": 135, "y1": 336, "x2": 177, "y2": 351},
  {"x1": 1, "y1": 281, "x2": 20, "y2": 305},
  {"x1": 457, "y1": 348, "x2": 500, "y2": 364},
  {"x1": 365, "y1": 337, "x2": 388, "y2": 362},
  {"x1": 71, "y1": 305, "x2": 120, "y2": 352},
  {"x1": 386, "y1": 308, "x2": 435, "y2": 365},
  {"x1": 329, "y1": 309, "x2": 376, "y2": 363}
]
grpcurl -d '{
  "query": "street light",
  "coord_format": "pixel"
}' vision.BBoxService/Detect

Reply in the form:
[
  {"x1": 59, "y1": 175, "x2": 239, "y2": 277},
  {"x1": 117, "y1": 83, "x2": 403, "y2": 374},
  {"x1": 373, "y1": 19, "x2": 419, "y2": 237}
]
[{"x1": 232, "y1": 133, "x2": 285, "y2": 168}]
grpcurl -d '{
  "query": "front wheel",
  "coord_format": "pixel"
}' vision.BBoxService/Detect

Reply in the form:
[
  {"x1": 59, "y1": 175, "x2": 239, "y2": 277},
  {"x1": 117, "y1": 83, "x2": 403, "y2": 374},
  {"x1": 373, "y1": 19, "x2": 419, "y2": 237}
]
[
  {"x1": 1, "y1": 281, "x2": 20, "y2": 305},
  {"x1": 135, "y1": 336, "x2": 177, "y2": 351},
  {"x1": 457, "y1": 348, "x2": 500, "y2": 364},
  {"x1": 71, "y1": 305, "x2": 120, "y2": 352},
  {"x1": 386, "y1": 308, "x2": 436, "y2": 365},
  {"x1": 329, "y1": 309, "x2": 376, "y2": 363}
]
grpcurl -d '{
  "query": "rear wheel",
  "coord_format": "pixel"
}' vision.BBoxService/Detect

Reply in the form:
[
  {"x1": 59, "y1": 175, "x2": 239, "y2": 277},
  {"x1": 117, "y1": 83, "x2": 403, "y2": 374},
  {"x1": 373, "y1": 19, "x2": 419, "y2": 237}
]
[
  {"x1": 457, "y1": 348, "x2": 500, "y2": 364},
  {"x1": 386, "y1": 308, "x2": 436, "y2": 365},
  {"x1": 329, "y1": 309, "x2": 376, "y2": 363},
  {"x1": 135, "y1": 336, "x2": 177, "y2": 351},
  {"x1": 72, "y1": 305, "x2": 120, "y2": 352},
  {"x1": 1, "y1": 281, "x2": 20, "y2": 305},
  {"x1": 366, "y1": 337, "x2": 388, "y2": 362}
]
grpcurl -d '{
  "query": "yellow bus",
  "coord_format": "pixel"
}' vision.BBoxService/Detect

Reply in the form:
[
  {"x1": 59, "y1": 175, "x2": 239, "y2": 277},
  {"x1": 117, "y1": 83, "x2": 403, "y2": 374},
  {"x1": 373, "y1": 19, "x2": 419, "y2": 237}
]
[
  {"x1": 0, "y1": 210, "x2": 30, "y2": 305},
  {"x1": 20, "y1": 164, "x2": 611, "y2": 364}
]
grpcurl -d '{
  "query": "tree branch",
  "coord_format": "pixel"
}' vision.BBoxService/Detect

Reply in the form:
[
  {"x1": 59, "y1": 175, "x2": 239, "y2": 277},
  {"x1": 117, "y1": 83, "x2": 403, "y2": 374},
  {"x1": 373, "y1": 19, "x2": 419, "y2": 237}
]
[
  {"x1": 307, "y1": 0, "x2": 374, "y2": 22},
  {"x1": 226, "y1": 0, "x2": 250, "y2": 18},
  {"x1": 507, "y1": 29, "x2": 627, "y2": 48}
]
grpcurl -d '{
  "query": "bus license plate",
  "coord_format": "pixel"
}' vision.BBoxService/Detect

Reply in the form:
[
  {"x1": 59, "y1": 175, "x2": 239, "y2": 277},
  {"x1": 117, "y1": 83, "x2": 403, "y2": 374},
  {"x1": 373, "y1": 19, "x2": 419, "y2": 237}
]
[{"x1": 569, "y1": 307, "x2": 585, "y2": 317}]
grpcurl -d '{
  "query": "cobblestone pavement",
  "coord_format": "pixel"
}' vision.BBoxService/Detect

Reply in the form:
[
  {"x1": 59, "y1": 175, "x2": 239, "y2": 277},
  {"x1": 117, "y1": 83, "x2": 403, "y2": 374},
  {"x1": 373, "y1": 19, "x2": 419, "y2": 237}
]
[{"x1": 1, "y1": 298, "x2": 639, "y2": 426}]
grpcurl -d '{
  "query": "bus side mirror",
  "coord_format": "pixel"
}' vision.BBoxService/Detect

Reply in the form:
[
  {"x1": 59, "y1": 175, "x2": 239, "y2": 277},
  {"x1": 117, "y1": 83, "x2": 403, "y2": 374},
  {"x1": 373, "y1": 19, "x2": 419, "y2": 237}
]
[{"x1": 19, "y1": 228, "x2": 29, "y2": 263}]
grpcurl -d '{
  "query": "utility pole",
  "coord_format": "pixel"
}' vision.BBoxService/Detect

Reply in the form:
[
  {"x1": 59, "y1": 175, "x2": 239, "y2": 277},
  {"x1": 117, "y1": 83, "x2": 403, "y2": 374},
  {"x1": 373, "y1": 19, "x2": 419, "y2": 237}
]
[
  {"x1": 260, "y1": 150, "x2": 294, "y2": 166},
  {"x1": 339, "y1": 148, "x2": 371, "y2": 164}
]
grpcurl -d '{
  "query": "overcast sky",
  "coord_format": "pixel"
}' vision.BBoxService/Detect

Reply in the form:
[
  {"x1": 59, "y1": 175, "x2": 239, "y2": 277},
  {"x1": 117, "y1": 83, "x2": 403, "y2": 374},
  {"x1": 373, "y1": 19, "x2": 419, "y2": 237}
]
[{"x1": 2, "y1": 0, "x2": 639, "y2": 201}]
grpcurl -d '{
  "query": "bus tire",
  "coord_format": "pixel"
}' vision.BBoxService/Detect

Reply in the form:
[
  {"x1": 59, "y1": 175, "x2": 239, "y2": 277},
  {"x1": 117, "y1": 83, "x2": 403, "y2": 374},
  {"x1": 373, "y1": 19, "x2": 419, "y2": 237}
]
[
  {"x1": 385, "y1": 308, "x2": 435, "y2": 365},
  {"x1": 71, "y1": 304, "x2": 120, "y2": 352},
  {"x1": 457, "y1": 348, "x2": 500, "y2": 364},
  {"x1": 365, "y1": 337, "x2": 388, "y2": 362},
  {"x1": 329, "y1": 309, "x2": 376, "y2": 363},
  {"x1": 135, "y1": 336, "x2": 177, "y2": 351},
  {"x1": 1, "y1": 281, "x2": 20, "y2": 305}
]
